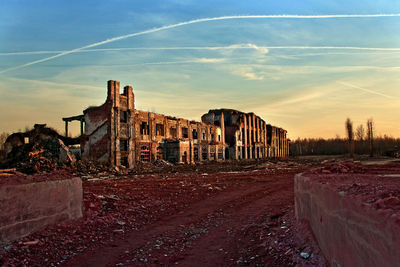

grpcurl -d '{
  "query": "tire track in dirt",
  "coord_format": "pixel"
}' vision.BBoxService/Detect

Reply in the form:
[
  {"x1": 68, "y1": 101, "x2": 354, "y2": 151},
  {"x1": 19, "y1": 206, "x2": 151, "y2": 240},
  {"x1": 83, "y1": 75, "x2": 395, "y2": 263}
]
[
  {"x1": 66, "y1": 171, "x2": 296, "y2": 266},
  {"x1": 174, "y1": 176, "x2": 294, "y2": 266}
]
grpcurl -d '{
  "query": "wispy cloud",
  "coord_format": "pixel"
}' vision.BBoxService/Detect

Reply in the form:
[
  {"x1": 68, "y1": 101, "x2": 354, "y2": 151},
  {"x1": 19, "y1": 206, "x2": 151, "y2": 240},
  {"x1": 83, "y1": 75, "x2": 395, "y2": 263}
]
[
  {"x1": 0, "y1": 77, "x2": 105, "y2": 133},
  {"x1": 224, "y1": 43, "x2": 269, "y2": 54},
  {"x1": 2, "y1": 45, "x2": 400, "y2": 56},
  {"x1": 338, "y1": 81, "x2": 394, "y2": 99},
  {"x1": 60, "y1": 58, "x2": 227, "y2": 67},
  {"x1": 228, "y1": 64, "x2": 400, "y2": 77},
  {"x1": 259, "y1": 46, "x2": 400, "y2": 51},
  {"x1": 232, "y1": 66, "x2": 264, "y2": 80},
  {"x1": 2, "y1": 77, "x2": 103, "y2": 91},
  {"x1": 269, "y1": 91, "x2": 325, "y2": 107},
  {"x1": 194, "y1": 58, "x2": 225, "y2": 63},
  {"x1": 1, "y1": 13, "x2": 399, "y2": 74}
]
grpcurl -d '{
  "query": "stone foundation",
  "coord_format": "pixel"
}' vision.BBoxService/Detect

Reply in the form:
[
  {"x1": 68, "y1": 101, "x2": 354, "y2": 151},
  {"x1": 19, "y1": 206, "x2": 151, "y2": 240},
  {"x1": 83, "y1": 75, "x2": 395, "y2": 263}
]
[
  {"x1": 0, "y1": 176, "x2": 83, "y2": 244},
  {"x1": 295, "y1": 173, "x2": 400, "y2": 267}
]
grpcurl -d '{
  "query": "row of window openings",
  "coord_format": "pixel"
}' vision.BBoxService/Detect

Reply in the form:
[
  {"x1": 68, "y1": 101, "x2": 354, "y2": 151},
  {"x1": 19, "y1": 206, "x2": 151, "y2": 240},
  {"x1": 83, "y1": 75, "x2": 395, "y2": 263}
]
[
  {"x1": 140, "y1": 145, "x2": 163, "y2": 162},
  {"x1": 120, "y1": 139, "x2": 234, "y2": 154},
  {"x1": 120, "y1": 143, "x2": 166, "y2": 158},
  {"x1": 239, "y1": 130, "x2": 261, "y2": 143},
  {"x1": 135, "y1": 145, "x2": 227, "y2": 163},
  {"x1": 139, "y1": 122, "x2": 221, "y2": 141},
  {"x1": 201, "y1": 147, "x2": 223, "y2": 160},
  {"x1": 122, "y1": 145, "x2": 270, "y2": 164},
  {"x1": 240, "y1": 147, "x2": 262, "y2": 159},
  {"x1": 122, "y1": 113, "x2": 265, "y2": 142},
  {"x1": 245, "y1": 118, "x2": 263, "y2": 129}
]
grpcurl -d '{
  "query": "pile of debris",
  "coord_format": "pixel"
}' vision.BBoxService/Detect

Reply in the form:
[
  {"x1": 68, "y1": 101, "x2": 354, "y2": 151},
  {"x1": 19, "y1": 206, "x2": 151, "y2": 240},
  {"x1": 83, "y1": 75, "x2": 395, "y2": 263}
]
[
  {"x1": 153, "y1": 159, "x2": 173, "y2": 167},
  {"x1": 69, "y1": 160, "x2": 132, "y2": 181},
  {"x1": 1, "y1": 124, "x2": 78, "y2": 174},
  {"x1": 309, "y1": 160, "x2": 365, "y2": 174},
  {"x1": 72, "y1": 160, "x2": 112, "y2": 175}
]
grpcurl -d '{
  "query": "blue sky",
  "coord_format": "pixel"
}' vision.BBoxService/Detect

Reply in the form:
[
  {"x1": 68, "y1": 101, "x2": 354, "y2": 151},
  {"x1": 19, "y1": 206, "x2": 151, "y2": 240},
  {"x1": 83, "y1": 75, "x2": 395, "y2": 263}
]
[{"x1": 0, "y1": 0, "x2": 399, "y2": 138}]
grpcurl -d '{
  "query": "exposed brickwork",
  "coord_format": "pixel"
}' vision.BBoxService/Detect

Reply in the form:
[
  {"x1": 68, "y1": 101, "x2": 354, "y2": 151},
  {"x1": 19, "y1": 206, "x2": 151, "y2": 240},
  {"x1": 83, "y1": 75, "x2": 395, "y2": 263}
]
[{"x1": 72, "y1": 81, "x2": 289, "y2": 168}]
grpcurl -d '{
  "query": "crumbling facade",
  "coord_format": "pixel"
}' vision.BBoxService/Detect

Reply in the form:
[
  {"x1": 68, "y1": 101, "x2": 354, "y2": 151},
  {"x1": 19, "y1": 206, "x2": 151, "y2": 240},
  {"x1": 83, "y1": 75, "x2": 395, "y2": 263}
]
[
  {"x1": 64, "y1": 80, "x2": 289, "y2": 168},
  {"x1": 202, "y1": 109, "x2": 289, "y2": 160}
]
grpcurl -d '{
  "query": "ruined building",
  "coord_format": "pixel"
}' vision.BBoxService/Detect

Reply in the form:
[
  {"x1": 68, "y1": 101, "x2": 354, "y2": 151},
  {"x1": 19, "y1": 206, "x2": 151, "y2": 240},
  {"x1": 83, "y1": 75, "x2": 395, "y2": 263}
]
[
  {"x1": 202, "y1": 109, "x2": 289, "y2": 160},
  {"x1": 63, "y1": 80, "x2": 289, "y2": 168}
]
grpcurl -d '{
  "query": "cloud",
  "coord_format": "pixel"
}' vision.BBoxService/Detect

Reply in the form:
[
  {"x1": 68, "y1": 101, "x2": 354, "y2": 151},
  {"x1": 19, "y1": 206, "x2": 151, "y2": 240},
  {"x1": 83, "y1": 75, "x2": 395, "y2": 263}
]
[
  {"x1": 269, "y1": 91, "x2": 325, "y2": 107},
  {"x1": 194, "y1": 58, "x2": 225, "y2": 63},
  {"x1": 4, "y1": 77, "x2": 103, "y2": 91},
  {"x1": 337, "y1": 81, "x2": 394, "y2": 99},
  {"x1": 259, "y1": 46, "x2": 400, "y2": 51},
  {"x1": 0, "y1": 77, "x2": 107, "y2": 134},
  {"x1": 3, "y1": 45, "x2": 400, "y2": 57},
  {"x1": 224, "y1": 43, "x2": 269, "y2": 54},
  {"x1": 232, "y1": 67, "x2": 264, "y2": 80},
  {"x1": 1, "y1": 13, "x2": 400, "y2": 74},
  {"x1": 0, "y1": 77, "x2": 104, "y2": 101},
  {"x1": 227, "y1": 64, "x2": 400, "y2": 78}
]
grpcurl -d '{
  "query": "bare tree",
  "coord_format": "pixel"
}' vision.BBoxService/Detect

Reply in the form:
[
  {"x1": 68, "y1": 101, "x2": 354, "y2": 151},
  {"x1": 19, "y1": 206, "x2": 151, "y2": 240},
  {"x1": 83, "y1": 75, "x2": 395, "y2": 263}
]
[
  {"x1": 355, "y1": 124, "x2": 365, "y2": 141},
  {"x1": 367, "y1": 118, "x2": 374, "y2": 157},
  {"x1": 345, "y1": 118, "x2": 354, "y2": 157}
]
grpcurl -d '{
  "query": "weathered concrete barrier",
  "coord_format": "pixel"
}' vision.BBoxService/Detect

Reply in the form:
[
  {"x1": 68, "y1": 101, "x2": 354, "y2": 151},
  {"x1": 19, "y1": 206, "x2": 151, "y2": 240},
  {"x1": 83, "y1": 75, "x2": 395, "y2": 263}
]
[
  {"x1": 0, "y1": 173, "x2": 83, "y2": 244},
  {"x1": 295, "y1": 172, "x2": 400, "y2": 267}
]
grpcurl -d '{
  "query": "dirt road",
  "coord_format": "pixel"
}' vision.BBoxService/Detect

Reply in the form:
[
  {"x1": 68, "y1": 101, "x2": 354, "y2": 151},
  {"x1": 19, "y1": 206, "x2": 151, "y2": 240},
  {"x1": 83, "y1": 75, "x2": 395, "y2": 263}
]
[
  {"x1": 1, "y1": 163, "x2": 325, "y2": 266},
  {"x1": 68, "y1": 169, "x2": 323, "y2": 266}
]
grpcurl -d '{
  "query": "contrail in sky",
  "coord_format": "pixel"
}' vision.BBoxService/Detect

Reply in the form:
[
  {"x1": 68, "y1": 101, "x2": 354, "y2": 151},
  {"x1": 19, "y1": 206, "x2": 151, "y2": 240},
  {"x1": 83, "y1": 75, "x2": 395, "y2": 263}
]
[
  {"x1": 2, "y1": 45, "x2": 400, "y2": 56},
  {"x1": 338, "y1": 81, "x2": 393, "y2": 99},
  {"x1": 1, "y1": 13, "x2": 400, "y2": 74}
]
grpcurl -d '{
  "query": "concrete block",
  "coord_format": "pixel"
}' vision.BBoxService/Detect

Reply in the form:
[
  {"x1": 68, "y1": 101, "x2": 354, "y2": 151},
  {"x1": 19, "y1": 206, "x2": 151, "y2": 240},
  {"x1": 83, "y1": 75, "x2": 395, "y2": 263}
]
[
  {"x1": 0, "y1": 176, "x2": 83, "y2": 244},
  {"x1": 295, "y1": 173, "x2": 400, "y2": 267}
]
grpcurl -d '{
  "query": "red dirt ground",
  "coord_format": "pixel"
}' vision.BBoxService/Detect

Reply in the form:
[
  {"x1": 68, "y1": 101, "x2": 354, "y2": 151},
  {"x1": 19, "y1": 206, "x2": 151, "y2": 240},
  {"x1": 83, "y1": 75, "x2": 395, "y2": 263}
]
[
  {"x1": 307, "y1": 161, "x2": 400, "y2": 219},
  {"x1": 1, "y1": 160, "x2": 328, "y2": 266}
]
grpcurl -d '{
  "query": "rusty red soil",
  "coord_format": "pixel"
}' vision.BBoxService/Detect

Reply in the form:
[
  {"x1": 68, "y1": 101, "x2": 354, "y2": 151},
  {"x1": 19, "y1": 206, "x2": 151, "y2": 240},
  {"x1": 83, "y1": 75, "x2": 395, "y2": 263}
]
[
  {"x1": 0, "y1": 160, "x2": 333, "y2": 266},
  {"x1": 307, "y1": 161, "x2": 400, "y2": 218}
]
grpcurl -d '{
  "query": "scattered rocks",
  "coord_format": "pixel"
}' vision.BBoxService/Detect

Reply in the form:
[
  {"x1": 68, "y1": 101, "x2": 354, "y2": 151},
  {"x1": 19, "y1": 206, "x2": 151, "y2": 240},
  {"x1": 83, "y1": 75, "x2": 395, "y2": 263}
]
[
  {"x1": 310, "y1": 161, "x2": 365, "y2": 174},
  {"x1": 0, "y1": 157, "x2": 333, "y2": 266},
  {"x1": 300, "y1": 251, "x2": 310, "y2": 259},
  {"x1": 22, "y1": 240, "x2": 39, "y2": 246},
  {"x1": 153, "y1": 159, "x2": 173, "y2": 167}
]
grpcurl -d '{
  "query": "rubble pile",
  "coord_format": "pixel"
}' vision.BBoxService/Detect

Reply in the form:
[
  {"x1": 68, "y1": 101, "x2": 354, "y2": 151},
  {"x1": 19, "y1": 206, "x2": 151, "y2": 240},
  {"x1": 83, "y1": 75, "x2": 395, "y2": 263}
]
[
  {"x1": 70, "y1": 160, "x2": 129, "y2": 181},
  {"x1": 153, "y1": 159, "x2": 173, "y2": 167},
  {"x1": 68, "y1": 158, "x2": 315, "y2": 181},
  {"x1": 18, "y1": 149, "x2": 57, "y2": 174},
  {"x1": 72, "y1": 160, "x2": 113, "y2": 176},
  {"x1": 309, "y1": 160, "x2": 365, "y2": 174},
  {"x1": 1, "y1": 124, "x2": 77, "y2": 174}
]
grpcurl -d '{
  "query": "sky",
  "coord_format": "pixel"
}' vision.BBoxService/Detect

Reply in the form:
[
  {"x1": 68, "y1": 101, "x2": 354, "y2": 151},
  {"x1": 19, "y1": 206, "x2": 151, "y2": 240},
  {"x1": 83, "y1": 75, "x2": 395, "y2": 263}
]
[{"x1": 0, "y1": 0, "x2": 399, "y2": 139}]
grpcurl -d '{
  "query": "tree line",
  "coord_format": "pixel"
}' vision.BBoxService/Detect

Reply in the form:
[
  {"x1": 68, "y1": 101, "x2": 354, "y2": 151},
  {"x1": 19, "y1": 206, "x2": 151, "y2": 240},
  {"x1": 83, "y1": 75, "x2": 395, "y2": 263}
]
[{"x1": 291, "y1": 118, "x2": 400, "y2": 157}]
